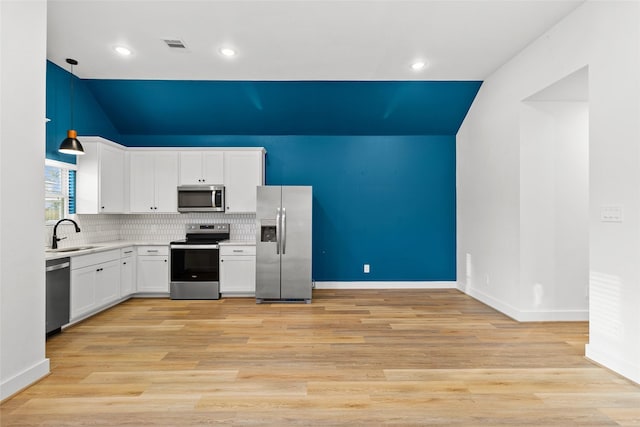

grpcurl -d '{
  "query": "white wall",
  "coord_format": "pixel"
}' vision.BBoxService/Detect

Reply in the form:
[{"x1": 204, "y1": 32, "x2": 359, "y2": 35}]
[
  {"x1": 457, "y1": 1, "x2": 640, "y2": 383},
  {"x1": 0, "y1": 1, "x2": 49, "y2": 400}
]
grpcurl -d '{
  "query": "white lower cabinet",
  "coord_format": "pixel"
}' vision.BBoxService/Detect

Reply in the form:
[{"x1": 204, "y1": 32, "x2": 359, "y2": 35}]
[
  {"x1": 120, "y1": 247, "x2": 136, "y2": 297},
  {"x1": 70, "y1": 249, "x2": 121, "y2": 321},
  {"x1": 136, "y1": 246, "x2": 169, "y2": 293},
  {"x1": 219, "y1": 245, "x2": 256, "y2": 295},
  {"x1": 71, "y1": 266, "x2": 98, "y2": 320}
]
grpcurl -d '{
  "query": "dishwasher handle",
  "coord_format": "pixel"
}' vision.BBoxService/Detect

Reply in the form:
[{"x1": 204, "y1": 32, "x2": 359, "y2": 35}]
[{"x1": 46, "y1": 262, "x2": 70, "y2": 272}]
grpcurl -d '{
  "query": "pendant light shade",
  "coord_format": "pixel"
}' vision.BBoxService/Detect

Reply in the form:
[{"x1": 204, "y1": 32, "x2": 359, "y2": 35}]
[
  {"x1": 59, "y1": 130, "x2": 84, "y2": 155},
  {"x1": 58, "y1": 58, "x2": 84, "y2": 156}
]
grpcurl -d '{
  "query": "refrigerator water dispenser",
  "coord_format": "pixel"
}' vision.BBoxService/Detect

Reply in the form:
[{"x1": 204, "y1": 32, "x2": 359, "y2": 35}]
[{"x1": 260, "y1": 219, "x2": 277, "y2": 242}]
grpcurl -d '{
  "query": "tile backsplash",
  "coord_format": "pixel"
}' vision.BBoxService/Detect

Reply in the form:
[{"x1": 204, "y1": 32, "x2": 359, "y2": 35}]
[{"x1": 45, "y1": 213, "x2": 256, "y2": 248}]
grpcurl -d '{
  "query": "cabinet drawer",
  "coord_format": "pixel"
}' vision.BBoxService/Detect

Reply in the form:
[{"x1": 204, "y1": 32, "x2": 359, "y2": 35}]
[
  {"x1": 137, "y1": 245, "x2": 169, "y2": 256},
  {"x1": 120, "y1": 247, "x2": 135, "y2": 257},
  {"x1": 220, "y1": 245, "x2": 256, "y2": 256},
  {"x1": 71, "y1": 249, "x2": 120, "y2": 270}
]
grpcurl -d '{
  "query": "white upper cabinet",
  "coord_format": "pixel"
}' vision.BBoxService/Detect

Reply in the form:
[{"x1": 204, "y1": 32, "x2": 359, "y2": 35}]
[
  {"x1": 223, "y1": 150, "x2": 265, "y2": 213},
  {"x1": 129, "y1": 152, "x2": 155, "y2": 213},
  {"x1": 77, "y1": 145, "x2": 265, "y2": 214},
  {"x1": 76, "y1": 137, "x2": 126, "y2": 214},
  {"x1": 129, "y1": 151, "x2": 178, "y2": 213},
  {"x1": 179, "y1": 151, "x2": 224, "y2": 185}
]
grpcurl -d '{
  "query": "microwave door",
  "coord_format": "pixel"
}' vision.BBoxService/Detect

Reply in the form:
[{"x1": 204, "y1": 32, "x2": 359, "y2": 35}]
[{"x1": 178, "y1": 186, "x2": 225, "y2": 212}]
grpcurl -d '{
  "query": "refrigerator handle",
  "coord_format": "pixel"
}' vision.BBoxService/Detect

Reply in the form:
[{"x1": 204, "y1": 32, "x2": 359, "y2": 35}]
[
  {"x1": 276, "y1": 208, "x2": 281, "y2": 255},
  {"x1": 282, "y1": 207, "x2": 287, "y2": 255}
]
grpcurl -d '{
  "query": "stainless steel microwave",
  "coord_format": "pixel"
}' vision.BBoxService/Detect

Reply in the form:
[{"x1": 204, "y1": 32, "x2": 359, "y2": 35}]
[{"x1": 177, "y1": 185, "x2": 225, "y2": 212}]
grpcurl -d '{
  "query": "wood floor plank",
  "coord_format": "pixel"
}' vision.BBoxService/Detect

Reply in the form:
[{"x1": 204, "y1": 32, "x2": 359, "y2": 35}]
[{"x1": 2, "y1": 289, "x2": 639, "y2": 426}]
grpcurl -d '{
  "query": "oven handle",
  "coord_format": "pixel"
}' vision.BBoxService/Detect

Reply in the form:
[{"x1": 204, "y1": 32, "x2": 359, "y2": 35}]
[{"x1": 170, "y1": 244, "x2": 220, "y2": 249}]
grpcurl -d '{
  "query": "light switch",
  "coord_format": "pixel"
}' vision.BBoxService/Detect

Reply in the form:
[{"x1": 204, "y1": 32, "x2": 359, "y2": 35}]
[
  {"x1": 363, "y1": 264, "x2": 370, "y2": 273},
  {"x1": 600, "y1": 205, "x2": 623, "y2": 222}
]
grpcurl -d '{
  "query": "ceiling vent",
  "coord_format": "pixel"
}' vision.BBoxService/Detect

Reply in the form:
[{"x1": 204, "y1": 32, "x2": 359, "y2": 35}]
[{"x1": 162, "y1": 38, "x2": 187, "y2": 50}]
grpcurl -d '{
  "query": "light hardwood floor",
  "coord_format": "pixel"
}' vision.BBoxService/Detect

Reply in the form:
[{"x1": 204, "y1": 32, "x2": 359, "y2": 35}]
[{"x1": 2, "y1": 289, "x2": 639, "y2": 426}]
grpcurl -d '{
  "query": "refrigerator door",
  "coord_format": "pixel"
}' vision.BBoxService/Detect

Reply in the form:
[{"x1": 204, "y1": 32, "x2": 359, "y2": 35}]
[
  {"x1": 281, "y1": 186, "x2": 312, "y2": 300},
  {"x1": 256, "y1": 186, "x2": 282, "y2": 299}
]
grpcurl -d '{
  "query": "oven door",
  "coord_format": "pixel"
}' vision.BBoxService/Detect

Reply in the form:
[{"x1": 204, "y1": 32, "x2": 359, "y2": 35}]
[{"x1": 170, "y1": 244, "x2": 220, "y2": 299}]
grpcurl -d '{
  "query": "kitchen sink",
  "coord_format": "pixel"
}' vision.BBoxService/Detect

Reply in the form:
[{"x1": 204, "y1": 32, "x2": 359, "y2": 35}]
[{"x1": 46, "y1": 245, "x2": 100, "y2": 253}]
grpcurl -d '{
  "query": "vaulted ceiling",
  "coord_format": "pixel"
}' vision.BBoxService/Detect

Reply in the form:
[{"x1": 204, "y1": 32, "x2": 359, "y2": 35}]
[{"x1": 46, "y1": 0, "x2": 584, "y2": 135}]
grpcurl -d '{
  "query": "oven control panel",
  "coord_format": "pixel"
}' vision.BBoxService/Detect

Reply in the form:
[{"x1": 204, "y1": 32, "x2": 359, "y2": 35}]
[{"x1": 186, "y1": 223, "x2": 230, "y2": 233}]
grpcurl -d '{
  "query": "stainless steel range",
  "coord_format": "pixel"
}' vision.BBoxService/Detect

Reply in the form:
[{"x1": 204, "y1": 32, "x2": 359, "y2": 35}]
[{"x1": 169, "y1": 223, "x2": 230, "y2": 300}]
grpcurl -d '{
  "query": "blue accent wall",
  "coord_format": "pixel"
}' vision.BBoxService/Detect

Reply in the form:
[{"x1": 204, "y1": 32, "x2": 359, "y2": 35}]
[
  {"x1": 85, "y1": 80, "x2": 481, "y2": 135},
  {"x1": 123, "y1": 134, "x2": 456, "y2": 281},
  {"x1": 45, "y1": 61, "x2": 120, "y2": 163},
  {"x1": 45, "y1": 61, "x2": 480, "y2": 282}
]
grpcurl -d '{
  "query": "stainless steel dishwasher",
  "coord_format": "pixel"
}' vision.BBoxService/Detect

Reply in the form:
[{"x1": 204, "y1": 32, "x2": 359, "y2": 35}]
[{"x1": 46, "y1": 257, "x2": 70, "y2": 336}]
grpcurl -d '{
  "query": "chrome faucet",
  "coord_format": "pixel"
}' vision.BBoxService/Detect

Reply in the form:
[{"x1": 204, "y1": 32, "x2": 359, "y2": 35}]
[{"x1": 51, "y1": 218, "x2": 81, "y2": 249}]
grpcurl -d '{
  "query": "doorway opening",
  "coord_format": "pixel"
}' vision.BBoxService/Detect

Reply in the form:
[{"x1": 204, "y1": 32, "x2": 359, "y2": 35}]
[{"x1": 519, "y1": 66, "x2": 589, "y2": 320}]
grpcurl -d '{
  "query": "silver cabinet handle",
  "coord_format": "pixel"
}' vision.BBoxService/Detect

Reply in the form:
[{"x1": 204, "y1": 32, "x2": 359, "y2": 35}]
[
  {"x1": 232, "y1": 249, "x2": 244, "y2": 253},
  {"x1": 146, "y1": 249, "x2": 159, "y2": 253}
]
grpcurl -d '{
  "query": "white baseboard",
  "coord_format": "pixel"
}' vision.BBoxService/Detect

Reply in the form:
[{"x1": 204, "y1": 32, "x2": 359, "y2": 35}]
[
  {"x1": 586, "y1": 344, "x2": 640, "y2": 385},
  {"x1": 461, "y1": 284, "x2": 588, "y2": 322},
  {"x1": 1, "y1": 358, "x2": 50, "y2": 401},
  {"x1": 314, "y1": 281, "x2": 457, "y2": 290}
]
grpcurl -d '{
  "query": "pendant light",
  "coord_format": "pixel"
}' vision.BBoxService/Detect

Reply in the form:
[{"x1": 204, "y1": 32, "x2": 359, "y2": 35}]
[{"x1": 58, "y1": 58, "x2": 84, "y2": 156}]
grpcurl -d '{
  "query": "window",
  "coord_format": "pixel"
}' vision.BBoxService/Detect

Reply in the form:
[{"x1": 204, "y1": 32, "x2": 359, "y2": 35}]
[{"x1": 45, "y1": 160, "x2": 76, "y2": 222}]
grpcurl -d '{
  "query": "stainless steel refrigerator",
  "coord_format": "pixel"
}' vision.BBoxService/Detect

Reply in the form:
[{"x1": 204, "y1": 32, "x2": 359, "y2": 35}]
[{"x1": 256, "y1": 186, "x2": 312, "y2": 303}]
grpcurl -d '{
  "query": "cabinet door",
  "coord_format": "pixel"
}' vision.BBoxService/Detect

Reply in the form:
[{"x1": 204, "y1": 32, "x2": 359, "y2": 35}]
[
  {"x1": 95, "y1": 259, "x2": 120, "y2": 306},
  {"x1": 129, "y1": 152, "x2": 156, "y2": 213},
  {"x1": 154, "y1": 152, "x2": 179, "y2": 213},
  {"x1": 224, "y1": 151, "x2": 263, "y2": 213},
  {"x1": 202, "y1": 152, "x2": 224, "y2": 184},
  {"x1": 137, "y1": 256, "x2": 169, "y2": 293},
  {"x1": 220, "y1": 255, "x2": 256, "y2": 293},
  {"x1": 100, "y1": 145, "x2": 125, "y2": 213},
  {"x1": 120, "y1": 249, "x2": 135, "y2": 297},
  {"x1": 75, "y1": 142, "x2": 100, "y2": 214},
  {"x1": 71, "y1": 266, "x2": 96, "y2": 320},
  {"x1": 179, "y1": 152, "x2": 204, "y2": 185}
]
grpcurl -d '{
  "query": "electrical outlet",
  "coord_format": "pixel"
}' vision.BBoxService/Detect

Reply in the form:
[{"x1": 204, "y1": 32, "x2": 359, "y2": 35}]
[
  {"x1": 601, "y1": 205, "x2": 623, "y2": 222},
  {"x1": 364, "y1": 264, "x2": 370, "y2": 273}
]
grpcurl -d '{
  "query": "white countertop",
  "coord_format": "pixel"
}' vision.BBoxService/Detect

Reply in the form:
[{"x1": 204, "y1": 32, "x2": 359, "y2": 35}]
[
  {"x1": 45, "y1": 239, "x2": 256, "y2": 260},
  {"x1": 45, "y1": 240, "x2": 167, "y2": 261},
  {"x1": 218, "y1": 240, "x2": 256, "y2": 246}
]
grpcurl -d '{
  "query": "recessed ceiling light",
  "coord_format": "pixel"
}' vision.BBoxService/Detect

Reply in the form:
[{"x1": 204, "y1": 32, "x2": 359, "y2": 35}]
[
  {"x1": 219, "y1": 47, "x2": 236, "y2": 57},
  {"x1": 114, "y1": 46, "x2": 132, "y2": 56},
  {"x1": 411, "y1": 61, "x2": 426, "y2": 71}
]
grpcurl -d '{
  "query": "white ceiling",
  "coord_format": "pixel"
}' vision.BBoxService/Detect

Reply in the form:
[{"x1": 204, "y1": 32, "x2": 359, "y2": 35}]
[{"x1": 47, "y1": 0, "x2": 584, "y2": 81}]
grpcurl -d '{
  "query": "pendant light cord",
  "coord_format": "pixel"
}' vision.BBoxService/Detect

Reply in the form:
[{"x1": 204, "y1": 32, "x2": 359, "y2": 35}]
[{"x1": 70, "y1": 62, "x2": 74, "y2": 128}]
